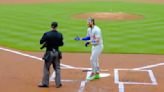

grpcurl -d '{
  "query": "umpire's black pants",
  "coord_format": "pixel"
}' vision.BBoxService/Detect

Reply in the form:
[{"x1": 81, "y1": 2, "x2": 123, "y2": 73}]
[{"x1": 42, "y1": 50, "x2": 61, "y2": 86}]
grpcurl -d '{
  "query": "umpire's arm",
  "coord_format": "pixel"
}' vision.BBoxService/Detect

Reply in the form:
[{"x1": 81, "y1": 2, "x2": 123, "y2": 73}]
[
  {"x1": 58, "y1": 34, "x2": 64, "y2": 46},
  {"x1": 40, "y1": 33, "x2": 47, "y2": 44}
]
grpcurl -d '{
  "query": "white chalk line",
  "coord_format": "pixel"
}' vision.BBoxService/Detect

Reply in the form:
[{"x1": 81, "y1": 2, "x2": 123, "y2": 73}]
[
  {"x1": 1, "y1": 47, "x2": 163, "y2": 92},
  {"x1": 118, "y1": 83, "x2": 124, "y2": 92},
  {"x1": 148, "y1": 70, "x2": 158, "y2": 85},
  {"x1": 78, "y1": 71, "x2": 111, "y2": 92},
  {"x1": 115, "y1": 66, "x2": 161, "y2": 92},
  {"x1": 114, "y1": 69, "x2": 157, "y2": 85},
  {"x1": 0, "y1": 47, "x2": 73, "y2": 68},
  {"x1": 78, "y1": 71, "x2": 90, "y2": 92},
  {"x1": 114, "y1": 69, "x2": 119, "y2": 84},
  {"x1": 0, "y1": 47, "x2": 109, "y2": 71},
  {"x1": 0, "y1": 47, "x2": 110, "y2": 92},
  {"x1": 133, "y1": 63, "x2": 164, "y2": 70},
  {"x1": 115, "y1": 60, "x2": 164, "y2": 92}
]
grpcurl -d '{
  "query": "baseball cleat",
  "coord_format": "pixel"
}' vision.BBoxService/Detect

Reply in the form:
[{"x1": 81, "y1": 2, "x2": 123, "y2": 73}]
[
  {"x1": 95, "y1": 74, "x2": 100, "y2": 79},
  {"x1": 87, "y1": 74, "x2": 100, "y2": 80}
]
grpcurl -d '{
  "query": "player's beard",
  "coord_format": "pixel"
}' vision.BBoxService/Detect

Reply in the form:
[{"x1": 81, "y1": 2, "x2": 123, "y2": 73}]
[{"x1": 88, "y1": 24, "x2": 93, "y2": 28}]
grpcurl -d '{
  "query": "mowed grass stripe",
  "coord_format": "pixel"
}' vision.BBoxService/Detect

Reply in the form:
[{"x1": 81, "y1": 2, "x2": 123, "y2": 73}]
[{"x1": 0, "y1": 2, "x2": 164, "y2": 54}]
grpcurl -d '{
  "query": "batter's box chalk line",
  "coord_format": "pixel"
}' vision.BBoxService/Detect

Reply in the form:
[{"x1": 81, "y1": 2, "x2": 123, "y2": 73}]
[
  {"x1": 114, "y1": 69, "x2": 157, "y2": 85},
  {"x1": 114, "y1": 68, "x2": 158, "y2": 92}
]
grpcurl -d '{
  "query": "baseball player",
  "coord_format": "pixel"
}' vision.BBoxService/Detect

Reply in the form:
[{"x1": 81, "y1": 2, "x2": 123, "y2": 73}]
[{"x1": 75, "y1": 17, "x2": 103, "y2": 80}]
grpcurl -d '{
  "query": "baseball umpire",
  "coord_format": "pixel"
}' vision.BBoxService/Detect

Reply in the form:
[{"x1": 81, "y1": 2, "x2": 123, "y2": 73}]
[{"x1": 38, "y1": 22, "x2": 64, "y2": 88}]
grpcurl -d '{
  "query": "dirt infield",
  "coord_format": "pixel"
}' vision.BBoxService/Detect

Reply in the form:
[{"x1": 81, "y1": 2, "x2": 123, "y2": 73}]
[
  {"x1": 0, "y1": 47, "x2": 164, "y2": 92},
  {"x1": 74, "y1": 12, "x2": 144, "y2": 20}
]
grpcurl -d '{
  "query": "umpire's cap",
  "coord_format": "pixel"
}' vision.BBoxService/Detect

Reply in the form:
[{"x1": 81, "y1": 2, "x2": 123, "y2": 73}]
[{"x1": 51, "y1": 22, "x2": 58, "y2": 28}]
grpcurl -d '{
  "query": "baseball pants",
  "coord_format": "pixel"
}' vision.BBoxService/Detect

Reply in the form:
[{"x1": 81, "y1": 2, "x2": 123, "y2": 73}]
[
  {"x1": 90, "y1": 44, "x2": 103, "y2": 73},
  {"x1": 42, "y1": 50, "x2": 61, "y2": 86}
]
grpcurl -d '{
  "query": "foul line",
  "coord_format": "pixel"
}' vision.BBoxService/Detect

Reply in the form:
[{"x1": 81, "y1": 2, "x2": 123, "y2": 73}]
[
  {"x1": 3, "y1": 47, "x2": 162, "y2": 92},
  {"x1": 0, "y1": 47, "x2": 73, "y2": 68},
  {"x1": 0, "y1": 47, "x2": 110, "y2": 92},
  {"x1": 133, "y1": 63, "x2": 164, "y2": 70},
  {"x1": 0, "y1": 47, "x2": 109, "y2": 72}
]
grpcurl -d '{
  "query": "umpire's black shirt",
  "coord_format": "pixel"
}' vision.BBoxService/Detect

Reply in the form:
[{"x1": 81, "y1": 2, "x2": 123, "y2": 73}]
[{"x1": 40, "y1": 30, "x2": 64, "y2": 51}]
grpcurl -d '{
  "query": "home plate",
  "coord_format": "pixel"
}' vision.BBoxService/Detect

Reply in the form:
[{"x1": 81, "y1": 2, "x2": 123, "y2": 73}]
[
  {"x1": 86, "y1": 71, "x2": 110, "y2": 79},
  {"x1": 50, "y1": 72, "x2": 55, "y2": 81},
  {"x1": 100, "y1": 73, "x2": 111, "y2": 78}
]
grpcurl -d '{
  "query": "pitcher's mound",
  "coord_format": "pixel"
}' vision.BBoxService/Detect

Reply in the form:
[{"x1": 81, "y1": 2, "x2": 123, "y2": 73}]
[{"x1": 74, "y1": 12, "x2": 144, "y2": 20}]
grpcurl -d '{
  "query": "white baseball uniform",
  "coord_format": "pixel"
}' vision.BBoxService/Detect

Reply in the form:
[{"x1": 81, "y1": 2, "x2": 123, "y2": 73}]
[{"x1": 87, "y1": 25, "x2": 103, "y2": 73}]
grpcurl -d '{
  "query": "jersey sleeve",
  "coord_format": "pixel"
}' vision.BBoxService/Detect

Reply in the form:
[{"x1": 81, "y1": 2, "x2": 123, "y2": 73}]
[
  {"x1": 87, "y1": 28, "x2": 90, "y2": 36},
  {"x1": 40, "y1": 33, "x2": 47, "y2": 44},
  {"x1": 94, "y1": 29, "x2": 101, "y2": 38}
]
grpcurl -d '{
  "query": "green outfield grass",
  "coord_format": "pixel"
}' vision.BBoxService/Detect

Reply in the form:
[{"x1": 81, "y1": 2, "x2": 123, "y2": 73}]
[{"x1": 0, "y1": 1, "x2": 164, "y2": 54}]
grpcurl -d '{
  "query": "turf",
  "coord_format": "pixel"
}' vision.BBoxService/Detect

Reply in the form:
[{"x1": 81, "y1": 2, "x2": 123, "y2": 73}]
[{"x1": 0, "y1": 1, "x2": 164, "y2": 54}]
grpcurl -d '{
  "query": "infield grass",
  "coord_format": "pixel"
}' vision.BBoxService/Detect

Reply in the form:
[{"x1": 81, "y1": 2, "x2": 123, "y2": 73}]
[{"x1": 0, "y1": 1, "x2": 164, "y2": 54}]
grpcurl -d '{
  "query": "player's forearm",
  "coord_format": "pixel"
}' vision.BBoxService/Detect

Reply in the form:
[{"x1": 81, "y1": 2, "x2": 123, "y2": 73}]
[{"x1": 81, "y1": 36, "x2": 90, "y2": 41}]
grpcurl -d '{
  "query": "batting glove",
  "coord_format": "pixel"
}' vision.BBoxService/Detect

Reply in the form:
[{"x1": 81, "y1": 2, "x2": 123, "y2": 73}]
[{"x1": 85, "y1": 42, "x2": 90, "y2": 47}]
